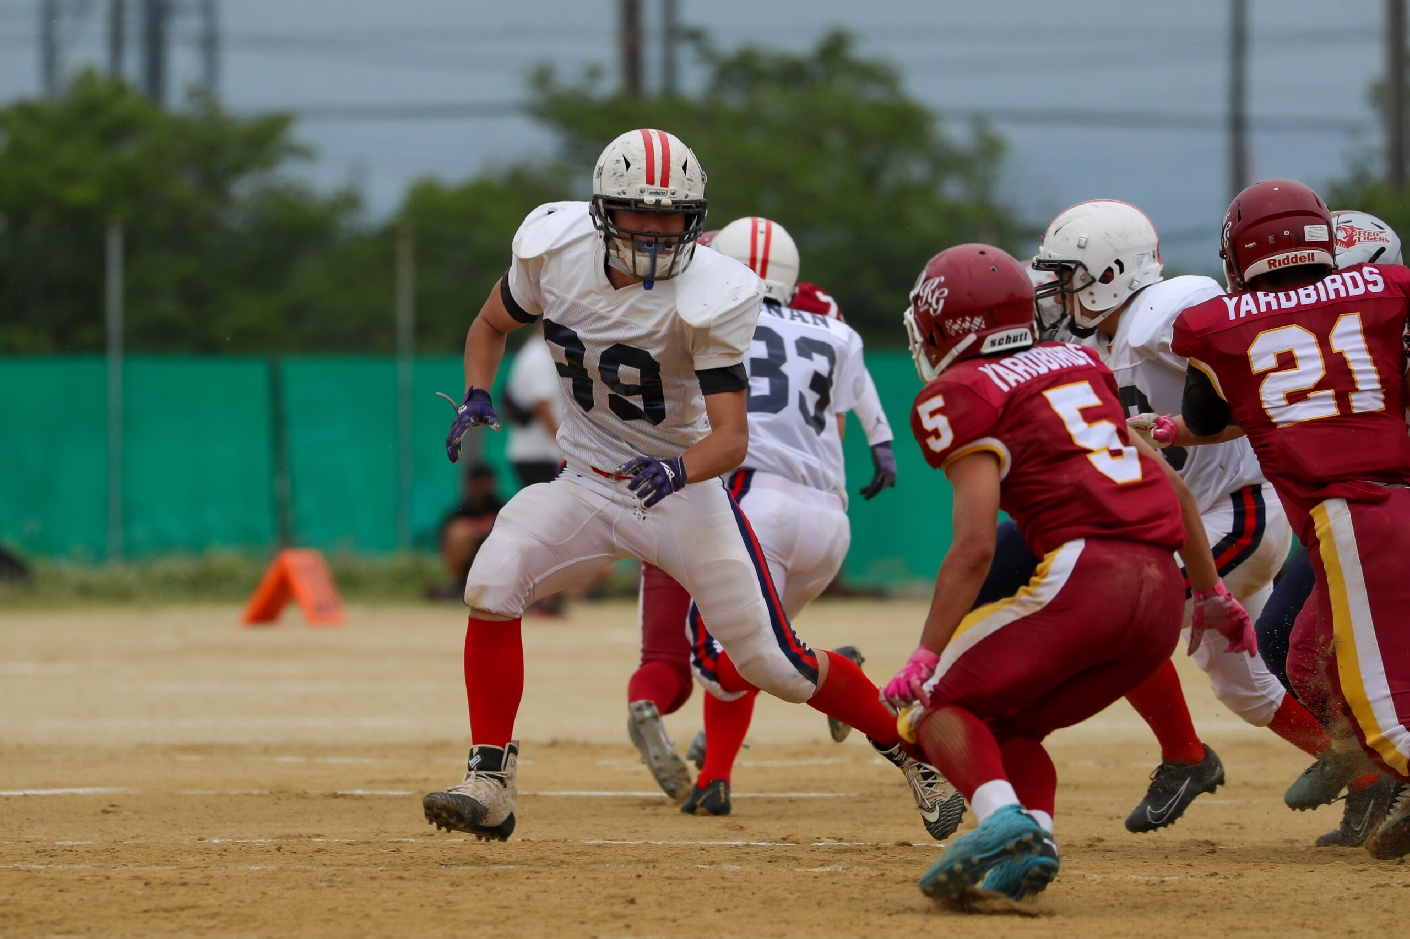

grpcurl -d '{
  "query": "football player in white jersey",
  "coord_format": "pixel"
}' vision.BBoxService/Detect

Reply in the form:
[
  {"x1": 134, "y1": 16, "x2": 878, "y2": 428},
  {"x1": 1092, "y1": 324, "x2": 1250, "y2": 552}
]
[
  {"x1": 421, "y1": 129, "x2": 938, "y2": 842},
  {"x1": 1034, "y1": 200, "x2": 1338, "y2": 832}
]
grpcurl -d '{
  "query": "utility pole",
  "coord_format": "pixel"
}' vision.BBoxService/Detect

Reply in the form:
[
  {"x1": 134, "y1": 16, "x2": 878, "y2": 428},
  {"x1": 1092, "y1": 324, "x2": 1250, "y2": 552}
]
[
  {"x1": 660, "y1": 0, "x2": 678, "y2": 97},
  {"x1": 619, "y1": 0, "x2": 643, "y2": 100},
  {"x1": 40, "y1": 0, "x2": 59, "y2": 98},
  {"x1": 107, "y1": 0, "x2": 124, "y2": 79},
  {"x1": 142, "y1": 0, "x2": 166, "y2": 104},
  {"x1": 1228, "y1": 0, "x2": 1249, "y2": 202},
  {"x1": 1389, "y1": 0, "x2": 1407, "y2": 191},
  {"x1": 395, "y1": 224, "x2": 416, "y2": 551},
  {"x1": 199, "y1": 0, "x2": 218, "y2": 97},
  {"x1": 105, "y1": 220, "x2": 125, "y2": 562}
]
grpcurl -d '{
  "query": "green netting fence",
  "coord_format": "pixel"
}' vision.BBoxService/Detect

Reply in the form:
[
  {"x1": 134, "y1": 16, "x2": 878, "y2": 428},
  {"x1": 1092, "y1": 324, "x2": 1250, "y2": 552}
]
[{"x1": 0, "y1": 353, "x2": 951, "y2": 587}]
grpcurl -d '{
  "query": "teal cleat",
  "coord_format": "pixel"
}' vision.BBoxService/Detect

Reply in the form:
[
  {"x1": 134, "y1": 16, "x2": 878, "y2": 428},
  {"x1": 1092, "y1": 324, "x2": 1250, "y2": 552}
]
[
  {"x1": 979, "y1": 833, "x2": 1059, "y2": 900},
  {"x1": 919, "y1": 804, "x2": 1046, "y2": 901}
]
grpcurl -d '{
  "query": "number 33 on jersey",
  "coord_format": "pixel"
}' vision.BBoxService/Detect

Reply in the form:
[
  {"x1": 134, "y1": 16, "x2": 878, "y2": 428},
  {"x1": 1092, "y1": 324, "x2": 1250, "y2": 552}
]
[{"x1": 910, "y1": 341, "x2": 1187, "y2": 558}]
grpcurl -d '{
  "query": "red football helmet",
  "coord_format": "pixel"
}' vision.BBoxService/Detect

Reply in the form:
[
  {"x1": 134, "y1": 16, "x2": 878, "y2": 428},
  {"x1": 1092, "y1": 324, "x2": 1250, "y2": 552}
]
[
  {"x1": 791, "y1": 282, "x2": 843, "y2": 321},
  {"x1": 1221, "y1": 179, "x2": 1334, "y2": 291},
  {"x1": 904, "y1": 244, "x2": 1037, "y2": 382}
]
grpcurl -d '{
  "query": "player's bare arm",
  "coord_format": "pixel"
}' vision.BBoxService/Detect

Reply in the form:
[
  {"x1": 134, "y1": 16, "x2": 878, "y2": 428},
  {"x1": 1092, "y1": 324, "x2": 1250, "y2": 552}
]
[
  {"x1": 682, "y1": 388, "x2": 749, "y2": 482},
  {"x1": 463, "y1": 278, "x2": 525, "y2": 392},
  {"x1": 917, "y1": 450, "x2": 1002, "y2": 654}
]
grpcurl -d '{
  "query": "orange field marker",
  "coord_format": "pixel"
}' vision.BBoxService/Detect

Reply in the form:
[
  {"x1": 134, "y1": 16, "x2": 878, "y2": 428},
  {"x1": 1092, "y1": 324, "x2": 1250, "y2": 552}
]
[{"x1": 241, "y1": 549, "x2": 345, "y2": 627}]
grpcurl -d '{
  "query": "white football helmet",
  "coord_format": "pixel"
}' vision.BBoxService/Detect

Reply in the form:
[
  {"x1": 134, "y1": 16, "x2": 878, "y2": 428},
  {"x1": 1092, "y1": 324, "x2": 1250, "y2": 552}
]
[
  {"x1": 708, "y1": 217, "x2": 800, "y2": 304},
  {"x1": 1333, "y1": 210, "x2": 1403, "y2": 268},
  {"x1": 590, "y1": 128, "x2": 708, "y2": 287},
  {"x1": 1033, "y1": 200, "x2": 1164, "y2": 333}
]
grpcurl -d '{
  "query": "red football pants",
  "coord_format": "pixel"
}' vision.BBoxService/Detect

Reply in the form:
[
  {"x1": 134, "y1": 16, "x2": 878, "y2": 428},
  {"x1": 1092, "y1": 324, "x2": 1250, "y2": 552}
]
[
  {"x1": 626, "y1": 563, "x2": 694, "y2": 716},
  {"x1": 1285, "y1": 493, "x2": 1410, "y2": 782},
  {"x1": 922, "y1": 538, "x2": 1184, "y2": 742}
]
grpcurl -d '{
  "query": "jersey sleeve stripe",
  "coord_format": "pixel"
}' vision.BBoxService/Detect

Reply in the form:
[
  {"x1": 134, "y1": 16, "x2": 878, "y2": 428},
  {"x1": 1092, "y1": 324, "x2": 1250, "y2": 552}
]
[
  {"x1": 940, "y1": 438, "x2": 1012, "y2": 480},
  {"x1": 696, "y1": 364, "x2": 748, "y2": 395},
  {"x1": 500, "y1": 273, "x2": 540, "y2": 324}
]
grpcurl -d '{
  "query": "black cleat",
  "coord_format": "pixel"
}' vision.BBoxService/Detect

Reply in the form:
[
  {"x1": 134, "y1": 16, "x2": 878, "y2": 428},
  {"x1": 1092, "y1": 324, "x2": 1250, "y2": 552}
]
[
  {"x1": 1367, "y1": 783, "x2": 1410, "y2": 860},
  {"x1": 1316, "y1": 775, "x2": 1397, "y2": 847},
  {"x1": 422, "y1": 741, "x2": 518, "y2": 842},
  {"x1": 681, "y1": 779, "x2": 731, "y2": 816},
  {"x1": 1125, "y1": 744, "x2": 1224, "y2": 833},
  {"x1": 1286, "y1": 746, "x2": 1375, "y2": 811},
  {"x1": 827, "y1": 646, "x2": 866, "y2": 743}
]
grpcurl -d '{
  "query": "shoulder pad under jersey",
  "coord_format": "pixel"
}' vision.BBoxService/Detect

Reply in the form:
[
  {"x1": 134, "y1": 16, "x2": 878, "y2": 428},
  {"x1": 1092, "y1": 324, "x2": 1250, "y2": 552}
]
[
  {"x1": 674, "y1": 246, "x2": 766, "y2": 328},
  {"x1": 512, "y1": 201, "x2": 595, "y2": 261},
  {"x1": 1123, "y1": 275, "x2": 1224, "y2": 361}
]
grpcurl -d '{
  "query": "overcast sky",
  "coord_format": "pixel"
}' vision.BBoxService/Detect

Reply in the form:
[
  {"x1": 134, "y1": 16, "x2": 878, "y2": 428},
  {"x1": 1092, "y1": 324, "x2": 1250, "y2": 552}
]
[{"x1": 0, "y1": 0, "x2": 1389, "y2": 272}]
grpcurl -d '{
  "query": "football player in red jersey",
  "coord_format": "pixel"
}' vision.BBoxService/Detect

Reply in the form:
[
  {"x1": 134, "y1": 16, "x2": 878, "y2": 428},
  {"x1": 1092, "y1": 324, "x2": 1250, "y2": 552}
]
[
  {"x1": 882, "y1": 243, "x2": 1253, "y2": 901},
  {"x1": 1165, "y1": 179, "x2": 1410, "y2": 858}
]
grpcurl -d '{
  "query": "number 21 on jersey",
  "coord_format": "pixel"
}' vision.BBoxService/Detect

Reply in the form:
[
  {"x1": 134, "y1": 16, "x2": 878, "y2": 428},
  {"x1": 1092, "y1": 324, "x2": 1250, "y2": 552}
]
[{"x1": 1247, "y1": 311, "x2": 1385, "y2": 427}]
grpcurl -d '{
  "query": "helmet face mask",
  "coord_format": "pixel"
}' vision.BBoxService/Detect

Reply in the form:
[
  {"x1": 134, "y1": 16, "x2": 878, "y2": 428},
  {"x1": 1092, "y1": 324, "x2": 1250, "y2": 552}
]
[{"x1": 592, "y1": 197, "x2": 707, "y2": 285}]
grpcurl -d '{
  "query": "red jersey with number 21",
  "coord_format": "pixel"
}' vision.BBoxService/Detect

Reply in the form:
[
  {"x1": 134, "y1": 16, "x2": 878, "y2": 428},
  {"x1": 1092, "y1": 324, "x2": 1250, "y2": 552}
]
[
  {"x1": 910, "y1": 341, "x2": 1186, "y2": 558},
  {"x1": 1171, "y1": 263, "x2": 1410, "y2": 543}
]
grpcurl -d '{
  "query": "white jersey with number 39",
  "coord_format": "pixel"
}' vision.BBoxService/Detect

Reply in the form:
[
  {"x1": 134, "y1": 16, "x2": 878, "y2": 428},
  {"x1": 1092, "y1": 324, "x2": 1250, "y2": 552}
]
[
  {"x1": 741, "y1": 301, "x2": 868, "y2": 499},
  {"x1": 505, "y1": 202, "x2": 765, "y2": 474}
]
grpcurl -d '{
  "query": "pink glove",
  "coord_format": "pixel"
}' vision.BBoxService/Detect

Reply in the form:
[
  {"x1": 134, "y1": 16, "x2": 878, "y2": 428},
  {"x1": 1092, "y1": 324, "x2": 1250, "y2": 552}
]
[
  {"x1": 1190, "y1": 581, "x2": 1257, "y2": 656},
  {"x1": 881, "y1": 646, "x2": 940, "y2": 714},
  {"x1": 1127, "y1": 413, "x2": 1178, "y2": 450}
]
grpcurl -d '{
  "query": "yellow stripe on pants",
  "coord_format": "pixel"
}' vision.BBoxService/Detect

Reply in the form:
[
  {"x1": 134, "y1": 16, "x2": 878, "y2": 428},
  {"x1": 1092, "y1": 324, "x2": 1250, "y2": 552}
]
[{"x1": 1312, "y1": 500, "x2": 1410, "y2": 776}]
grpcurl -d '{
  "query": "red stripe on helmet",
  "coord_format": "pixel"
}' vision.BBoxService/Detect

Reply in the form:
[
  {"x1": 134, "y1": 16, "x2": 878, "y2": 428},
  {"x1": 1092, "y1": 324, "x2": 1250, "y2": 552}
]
[
  {"x1": 639, "y1": 128, "x2": 656, "y2": 185},
  {"x1": 657, "y1": 130, "x2": 671, "y2": 188},
  {"x1": 758, "y1": 219, "x2": 773, "y2": 280},
  {"x1": 748, "y1": 216, "x2": 759, "y2": 272}
]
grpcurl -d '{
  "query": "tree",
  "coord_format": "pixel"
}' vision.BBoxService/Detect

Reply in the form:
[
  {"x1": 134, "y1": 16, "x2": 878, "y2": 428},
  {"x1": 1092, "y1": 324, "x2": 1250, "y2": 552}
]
[{"x1": 524, "y1": 30, "x2": 1022, "y2": 343}]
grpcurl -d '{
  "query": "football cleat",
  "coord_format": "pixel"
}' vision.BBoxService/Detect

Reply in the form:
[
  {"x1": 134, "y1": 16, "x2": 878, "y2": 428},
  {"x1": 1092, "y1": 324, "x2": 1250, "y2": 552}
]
[
  {"x1": 979, "y1": 832, "x2": 1060, "y2": 900},
  {"x1": 1316, "y1": 775, "x2": 1398, "y2": 848},
  {"x1": 681, "y1": 779, "x2": 731, "y2": 816},
  {"x1": 686, "y1": 728, "x2": 707, "y2": 772},
  {"x1": 871, "y1": 738, "x2": 966, "y2": 840},
  {"x1": 1125, "y1": 744, "x2": 1224, "y2": 833},
  {"x1": 627, "y1": 700, "x2": 692, "y2": 802},
  {"x1": 422, "y1": 741, "x2": 518, "y2": 842},
  {"x1": 1366, "y1": 783, "x2": 1410, "y2": 860},
  {"x1": 1286, "y1": 746, "x2": 1374, "y2": 811},
  {"x1": 920, "y1": 804, "x2": 1045, "y2": 901},
  {"x1": 827, "y1": 646, "x2": 866, "y2": 743}
]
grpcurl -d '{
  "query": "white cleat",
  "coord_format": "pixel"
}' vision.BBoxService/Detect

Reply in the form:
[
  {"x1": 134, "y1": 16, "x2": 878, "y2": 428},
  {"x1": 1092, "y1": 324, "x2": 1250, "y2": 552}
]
[
  {"x1": 872, "y1": 738, "x2": 967, "y2": 841},
  {"x1": 422, "y1": 741, "x2": 518, "y2": 841},
  {"x1": 628, "y1": 700, "x2": 693, "y2": 802}
]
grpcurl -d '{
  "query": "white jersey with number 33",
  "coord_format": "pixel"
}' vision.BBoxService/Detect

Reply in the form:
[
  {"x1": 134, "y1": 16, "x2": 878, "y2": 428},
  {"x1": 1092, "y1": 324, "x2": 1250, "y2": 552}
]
[{"x1": 741, "y1": 300, "x2": 867, "y2": 499}]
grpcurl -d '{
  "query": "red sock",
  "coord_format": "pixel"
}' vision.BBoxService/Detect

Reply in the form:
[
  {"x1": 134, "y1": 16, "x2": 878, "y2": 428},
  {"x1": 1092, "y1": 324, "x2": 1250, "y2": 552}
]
[
  {"x1": 1351, "y1": 771, "x2": 1382, "y2": 791},
  {"x1": 806, "y1": 650, "x2": 900, "y2": 747},
  {"x1": 698, "y1": 689, "x2": 757, "y2": 786},
  {"x1": 1265, "y1": 692, "x2": 1333, "y2": 757},
  {"x1": 1125, "y1": 658, "x2": 1206, "y2": 765},
  {"x1": 463, "y1": 616, "x2": 523, "y2": 747},
  {"x1": 627, "y1": 660, "x2": 693, "y2": 716},
  {"x1": 915, "y1": 705, "x2": 1006, "y2": 801},
  {"x1": 1000, "y1": 736, "x2": 1057, "y2": 817}
]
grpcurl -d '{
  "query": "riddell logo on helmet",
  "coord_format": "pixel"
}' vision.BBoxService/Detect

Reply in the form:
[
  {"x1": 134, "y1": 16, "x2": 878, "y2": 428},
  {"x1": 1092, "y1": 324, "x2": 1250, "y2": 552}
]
[{"x1": 1266, "y1": 251, "x2": 1320, "y2": 270}]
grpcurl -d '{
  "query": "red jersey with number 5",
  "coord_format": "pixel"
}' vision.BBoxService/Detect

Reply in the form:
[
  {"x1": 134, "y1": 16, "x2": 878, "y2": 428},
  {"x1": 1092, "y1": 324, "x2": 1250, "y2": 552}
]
[
  {"x1": 910, "y1": 341, "x2": 1186, "y2": 557},
  {"x1": 1171, "y1": 263, "x2": 1410, "y2": 542}
]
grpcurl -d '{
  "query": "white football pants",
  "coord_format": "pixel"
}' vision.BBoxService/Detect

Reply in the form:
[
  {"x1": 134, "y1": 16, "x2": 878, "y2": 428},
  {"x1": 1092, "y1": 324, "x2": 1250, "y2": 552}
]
[
  {"x1": 463, "y1": 462, "x2": 821, "y2": 704},
  {"x1": 1183, "y1": 482, "x2": 1294, "y2": 726}
]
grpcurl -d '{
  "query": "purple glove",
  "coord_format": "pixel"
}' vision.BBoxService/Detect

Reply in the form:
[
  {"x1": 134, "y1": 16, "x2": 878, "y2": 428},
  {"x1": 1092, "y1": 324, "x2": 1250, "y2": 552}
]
[
  {"x1": 618, "y1": 455, "x2": 687, "y2": 507},
  {"x1": 438, "y1": 387, "x2": 501, "y2": 463},
  {"x1": 1190, "y1": 581, "x2": 1257, "y2": 656},
  {"x1": 860, "y1": 441, "x2": 898, "y2": 500},
  {"x1": 881, "y1": 645, "x2": 940, "y2": 714}
]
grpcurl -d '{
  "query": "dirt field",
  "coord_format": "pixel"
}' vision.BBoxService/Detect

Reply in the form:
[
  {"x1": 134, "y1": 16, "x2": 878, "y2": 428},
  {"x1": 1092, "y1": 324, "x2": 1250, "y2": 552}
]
[{"x1": 0, "y1": 600, "x2": 1404, "y2": 938}]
